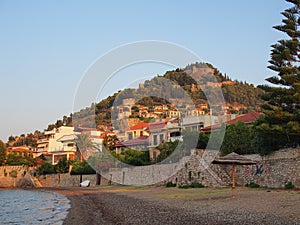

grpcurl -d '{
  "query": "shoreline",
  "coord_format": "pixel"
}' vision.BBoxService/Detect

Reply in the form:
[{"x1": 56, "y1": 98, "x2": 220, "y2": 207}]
[
  {"x1": 46, "y1": 186, "x2": 300, "y2": 225},
  {"x1": 1, "y1": 186, "x2": 299, "y2": 224}
]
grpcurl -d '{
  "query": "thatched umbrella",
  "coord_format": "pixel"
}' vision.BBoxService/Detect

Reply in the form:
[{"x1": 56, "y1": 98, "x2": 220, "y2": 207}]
[{"x1": 212, "y1": 152, "x2": 258, "y2": 197}]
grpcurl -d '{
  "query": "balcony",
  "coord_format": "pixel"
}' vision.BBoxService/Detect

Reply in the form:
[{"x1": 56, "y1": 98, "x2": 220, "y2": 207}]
[
  {"x1": 37, "y1": 138, "x2": 49, "y2": 144},
  {"x1": 47, "y1": 146, "x2": 76, "y2": 153}
]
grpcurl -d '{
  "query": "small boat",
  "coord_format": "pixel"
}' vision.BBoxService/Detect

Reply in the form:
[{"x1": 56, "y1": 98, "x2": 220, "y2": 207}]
[{"x1": 80, "y1": 180, "x2": 90, "y2": 187}]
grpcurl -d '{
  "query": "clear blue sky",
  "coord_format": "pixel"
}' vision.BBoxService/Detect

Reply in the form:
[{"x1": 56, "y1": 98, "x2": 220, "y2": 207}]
[{"x1": 0, "y1": 0, "x2": 289, "y2": 141}]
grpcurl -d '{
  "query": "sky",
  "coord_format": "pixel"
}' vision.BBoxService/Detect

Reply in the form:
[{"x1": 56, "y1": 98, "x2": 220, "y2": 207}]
[{"x1": 0, "y1": 0, "x2": 290, "y2": 141}]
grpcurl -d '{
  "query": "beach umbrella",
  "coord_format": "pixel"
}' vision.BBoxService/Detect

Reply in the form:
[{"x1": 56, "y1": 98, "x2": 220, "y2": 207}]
[{"x1": 212, "y1": 152, "x2": 258, "y2": 197}]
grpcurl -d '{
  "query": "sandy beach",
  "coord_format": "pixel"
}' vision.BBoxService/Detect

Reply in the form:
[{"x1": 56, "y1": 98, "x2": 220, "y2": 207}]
[{"x1": 48, "y1": 186, "x2": 300, "y2": 225}]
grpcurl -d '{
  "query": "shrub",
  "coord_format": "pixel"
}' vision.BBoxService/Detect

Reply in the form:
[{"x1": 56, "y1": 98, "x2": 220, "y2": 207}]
[
  {"x1": 190, "y1": 182, "x2": 204, "y2": 188},
  {"x1": 70, "y1": 161, "x2": 96, "y2": 175},
  {"x1": 245, "y1": 182, "x2": 260, "y2": 188},
  {"x1": 37, "y1": 162, "x2": 56, "y2": 175},
  {"x1": 285, "y1": 181, "x2": 294, "y2": 189},
  {"x1": 6, "y1": 153, "x2": 37, "y2": 166},
  {"x1": 9, "y1": 170, "x2": 17, "y2": 178},
  {"x1": 165, "y1": 181, "x2": 176, "y2": 187},
  {"x1": 178, "y1": 183, "x2": 204, "y2": 189},
  {"x1": 55, "y1": 157, "x2": 69, "y2": 173}
]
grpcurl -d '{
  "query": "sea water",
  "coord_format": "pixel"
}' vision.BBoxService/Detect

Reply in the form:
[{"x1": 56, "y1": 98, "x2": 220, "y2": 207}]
[{"x1": 0, "y1": 189, "x2": 70, "y2": 225}]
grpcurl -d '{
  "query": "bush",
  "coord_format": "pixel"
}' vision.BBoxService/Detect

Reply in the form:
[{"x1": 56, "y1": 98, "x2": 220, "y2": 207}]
[
  {"x1": 190, "y1": 183, "x2": 204, "y2": 188},
  {"x1": 37, "y1": 162, "x2": 56, "y2": 175},
  {"x1": 245, "y1": 182, "x2": 260, "y2": 188},
  {"x1": 70, "y1": 161, "x2": 96, "y2": 175},
  {"x1": 178, "y1": 183, "x2": 204, "y2": 189},
  {"x1": 285, "y1": 181, "x2": 294, "y2": 189},
  {"x1": 6, "y1": 153, "x2": 37, "y2": 166},
  {"x1": 55, "y1": 157, "x2": 69, "y2": 173},
  {"x1": 165, "y1": 181, "x2": 176, "y2": 187}
]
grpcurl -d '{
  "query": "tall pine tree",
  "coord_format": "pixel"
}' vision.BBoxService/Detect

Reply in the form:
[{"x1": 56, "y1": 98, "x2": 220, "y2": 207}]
[{"x1": 255, "y1": 0, "x2": 300, "y2": 154}]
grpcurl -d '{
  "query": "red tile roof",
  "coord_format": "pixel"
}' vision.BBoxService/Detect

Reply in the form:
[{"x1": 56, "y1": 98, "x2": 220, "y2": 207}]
[
  {"x1": 201, "y1": 124, "x2": 222, "y2": 133},
  {"x1": 226, "y1": 112, "x2": 262, "y2": 125},
  {"x1": 7, "y1": 146, "x2": 35, "y2": 153},
  {"x1": 129, "y1": 122, "x2": 149, "y2": 130},
  {"x1": 146, "y1": 121, "x2": 167, "y2": 130},
  {"x1": 201, "y1": 112, "x2": 262, "y2": 133},
  {"x1": 115, "y1": 136, "x2": 149, "y2": 147}
]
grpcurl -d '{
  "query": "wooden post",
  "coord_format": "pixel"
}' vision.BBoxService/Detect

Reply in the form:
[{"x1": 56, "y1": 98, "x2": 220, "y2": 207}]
[{"x1": 232, "y1": 163, "x2": 236, "y2": 198}]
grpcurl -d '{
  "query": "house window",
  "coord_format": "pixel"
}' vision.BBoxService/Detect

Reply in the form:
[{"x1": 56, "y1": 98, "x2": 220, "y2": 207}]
[
  {"x1": 134, "y1": 131, "x2": 136, "y2": 137},
  {"x1": 128, "y1": 132, "x2": 133, "y2": 140},
  {"x1": 67, "y1": 143, "x2": 74, "y2": 147},
  {"x1": 153, "y1": 135, "x2": 157, "y2": 146},
  {"x1": 140, "y1": 131, "x2": 143, "y2": 137},
  {"x1": 159, "y1": 134, "x2": 164, "y2": 143}
]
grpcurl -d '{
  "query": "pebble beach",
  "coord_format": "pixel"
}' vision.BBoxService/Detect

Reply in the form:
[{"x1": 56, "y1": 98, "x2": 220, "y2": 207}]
[{"x1": 49, "y1": 186, "x2": 300, "y2": 225}]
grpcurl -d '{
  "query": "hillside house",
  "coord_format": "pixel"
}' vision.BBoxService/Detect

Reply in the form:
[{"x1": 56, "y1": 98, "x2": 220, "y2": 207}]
[
  {"x1": 201, "y1": 111, "x2": 262, "y2": 133},
  {"x1": 125, "y1": 122, "x2": 149, "y2": 140}
]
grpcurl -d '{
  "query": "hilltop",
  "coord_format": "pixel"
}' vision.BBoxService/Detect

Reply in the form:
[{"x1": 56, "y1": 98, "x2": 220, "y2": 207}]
[
  {"x1": 73, "y1": 62, "x2": 263, "y2": 130},
  {"x1": 7, "y1": 62, "x2": 263, "y2": 146}
]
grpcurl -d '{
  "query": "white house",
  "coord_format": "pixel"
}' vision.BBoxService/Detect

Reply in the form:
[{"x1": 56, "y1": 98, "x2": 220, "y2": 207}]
[{"x1": 36, "y1": 126, "x2": 75, "y2": 164}]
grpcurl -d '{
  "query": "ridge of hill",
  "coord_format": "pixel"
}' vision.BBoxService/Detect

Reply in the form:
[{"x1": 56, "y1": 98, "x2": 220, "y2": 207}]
[
  {"x1": 6, "y1": 62, "x2": 264, "y2": 146},
  {"x1": 73, "y1": 62, "x2": 263, "y2": 129}
]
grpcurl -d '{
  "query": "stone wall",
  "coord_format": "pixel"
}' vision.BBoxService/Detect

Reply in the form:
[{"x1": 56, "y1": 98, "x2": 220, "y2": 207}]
[
  {"x1": 173, "y1": 148, "x2": 300, "y2": 189},
  {"x1": 104, "y1": 148, "x2": 300, "y2": 189},
  {"x1": 36, "y1": 174, "x2": 101, "y2": 187},
  {"x1": 235, "y1": 148, "x2": 300, "y2": 188},
  {"x1": 104, "y1": 156, "x2": 191, "y2": 186},
  {"x1": 0, "y1": 165, "x2": 33, "y2": 188},
  {"x1": 1, "y1": 148, "x2": 299, "y2": 189}
]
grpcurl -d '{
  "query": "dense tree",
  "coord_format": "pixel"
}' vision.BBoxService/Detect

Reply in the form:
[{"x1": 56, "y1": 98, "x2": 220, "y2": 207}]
[
  {"x1": 55, "y1": 157, "x2": 69, "y2": 174},
  {"x1": 221, "y1": 122, "x2": 254, "y2": 156},
  {"x1": 197, "y1": 132, "x2": 209, "y2": 149},
  {"x1": 103, "y1": 135, "x2": 118, "y2": 151},
  {"x1": 8, "y1": 136, "x2": 15, "y2": 142},
  {"x1": 37, "y1": 162, "x2": 56, "y2": 175},
  {"x1": 6, "y1": 152, "x2": 37, "y2": 166},
  {"x1": 113, "y1": 149, "x2": 150, "y2": 166},
  {"x1": 70, "y1": 161, "x2": 96, "y2": 175},
  {"x1": 0, "y1": 140, "x2": 6, "y2": 165},
  {"x1": 156, "y1": 140, "x2": 179, "y2": 162},
  {"x1": 256, "y1": 0, "x2": 300, "y2": 153}
]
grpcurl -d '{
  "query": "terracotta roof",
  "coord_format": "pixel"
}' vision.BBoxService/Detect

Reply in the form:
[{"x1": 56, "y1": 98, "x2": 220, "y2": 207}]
[
  {"x1": 201, "y1": 112, "x2": 262, "y2": 133},
  {"x1": 146, "y1": 121, "x2": 167, "y2": 131},
  {"x1": 129, "y1": 122, "x2": 149, "y2": 130},
  {"x1": 7, "y1": 147, "x2": 35, "y2": 153},
  {"x1": 115, "y1": 136, "x2": 149, "y2": 147},
  {"x1": 226, "y1": 112, "x2": 262, "y2": 125},
  {"x1": 201, "y1": 124, "x2": 222, "y2": 133}
]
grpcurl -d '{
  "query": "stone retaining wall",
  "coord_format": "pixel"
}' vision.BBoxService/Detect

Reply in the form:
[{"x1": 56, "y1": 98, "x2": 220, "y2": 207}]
[
  {"x1": 105, "y1": 148, "x2": 300, "y2": 189},
  {"x1": 1, "y1": 148, "x2": 299, "y2": 189},
  {"x1": 174, "y1": 148, "x2": 300, "y2": 188},
  {"x1": 235, "y1": 148, "x2": 300, "y2": 188},
  {"x1": 0, "y1": 165, "x2": 32, "y2": 188},
  {"x1": 37, "y1": 174, "x2": 100, "y2": 187}
]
